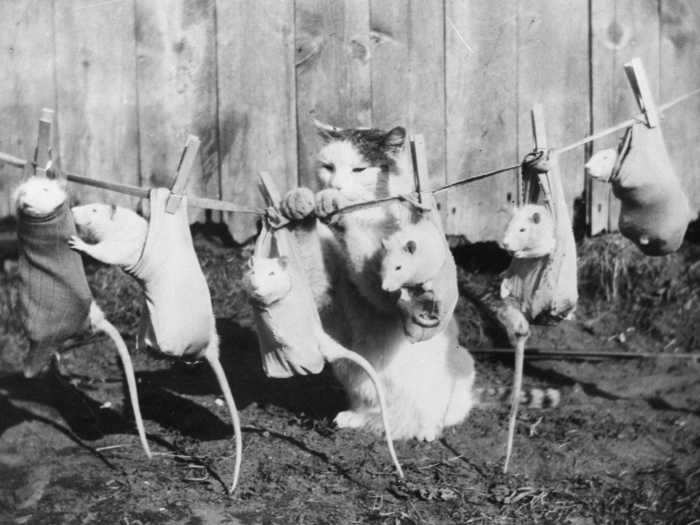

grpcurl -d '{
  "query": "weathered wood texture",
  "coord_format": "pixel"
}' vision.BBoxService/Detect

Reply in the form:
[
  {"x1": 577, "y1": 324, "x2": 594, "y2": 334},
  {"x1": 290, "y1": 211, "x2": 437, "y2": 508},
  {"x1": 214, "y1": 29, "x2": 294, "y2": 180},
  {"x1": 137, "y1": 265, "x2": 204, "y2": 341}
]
[
  {"x1": 445, "y1": 0, "x2": 519, "y2": 240},
  {"x1": 0, "y1": 1, "x2": 698, "y2": 242},
  {"x1": 0, "y1": 1, "x2": 57, "y2": 216},
  {"x1": 591, "y1": 0, "x2": 660, "y2": 234}
]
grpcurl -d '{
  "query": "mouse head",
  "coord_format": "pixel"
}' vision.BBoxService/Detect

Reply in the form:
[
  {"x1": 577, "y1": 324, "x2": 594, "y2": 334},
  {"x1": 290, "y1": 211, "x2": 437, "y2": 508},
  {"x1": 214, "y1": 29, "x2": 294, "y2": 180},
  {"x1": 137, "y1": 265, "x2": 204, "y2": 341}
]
[
  {"x1": 380, "y1": 234, "x2": 417, "y2": 292},
  {"x1": 501, "y1": 204, "x2": 555, "y2": 258},
  {"x1": 13, "y1": 176, "x2": 67, "y2": 218},
  {"x1": 243, "y1": 255, "x2": 293, "y2": 306},
  {"x1": 585, "y1": 148, "x2": 617, "y2": 182},
  {"x1": 71, "y1": 203, "x2": 118, "y2": 242}
]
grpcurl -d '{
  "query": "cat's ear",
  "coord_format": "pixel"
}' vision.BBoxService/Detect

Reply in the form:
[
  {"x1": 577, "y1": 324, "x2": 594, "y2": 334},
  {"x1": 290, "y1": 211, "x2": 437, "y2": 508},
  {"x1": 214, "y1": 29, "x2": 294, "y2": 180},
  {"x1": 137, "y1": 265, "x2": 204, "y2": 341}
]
[
  {"x1": 383, "y1": 127, "x2": 406, "y2": 152},
  {"x1": 404, "y1": 240, "x2": 417, "y2": 254},
  {"x1": 530, "y1": 211, "x2": 541, "y2": 224},
  {"x1": 313, "y1": 119, "x2": 342, "y2": 143},
  {"x1": 278, "y1": 256, "x2": 289, "y2": 269}
]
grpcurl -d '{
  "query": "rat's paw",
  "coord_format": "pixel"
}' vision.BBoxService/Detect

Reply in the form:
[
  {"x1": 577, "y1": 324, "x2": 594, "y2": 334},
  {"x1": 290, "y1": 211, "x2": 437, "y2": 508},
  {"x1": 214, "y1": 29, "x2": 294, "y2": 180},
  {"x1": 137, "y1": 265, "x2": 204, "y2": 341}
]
[
  {"x1": 68, "y1": 236, "x2": 88, "y2": 252},
  {"x1": 280, "y1": 187, "x2": 315, "y2": 220},
  {"x1": 315, "y1": 189, "x2": 347, "y2": 219},
  {"x1": 415, "y1": 427, "x2": 440, "y2": 442},
  {"x1": 334, "y1": 409, "x2": 368, "y2": 429}
]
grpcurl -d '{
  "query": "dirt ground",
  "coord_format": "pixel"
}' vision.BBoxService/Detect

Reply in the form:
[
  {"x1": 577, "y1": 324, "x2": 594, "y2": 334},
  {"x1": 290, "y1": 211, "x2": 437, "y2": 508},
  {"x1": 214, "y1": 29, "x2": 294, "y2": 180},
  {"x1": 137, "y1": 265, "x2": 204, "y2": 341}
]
[{"x1": 1, "y1": 228, "x2": 699, "y2": 524}]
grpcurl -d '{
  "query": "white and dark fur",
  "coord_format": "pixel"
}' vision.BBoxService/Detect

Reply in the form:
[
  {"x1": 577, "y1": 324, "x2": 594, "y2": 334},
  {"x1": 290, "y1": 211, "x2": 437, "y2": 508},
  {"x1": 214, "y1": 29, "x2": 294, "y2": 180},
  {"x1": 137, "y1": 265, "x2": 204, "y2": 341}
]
[
  {"x1": 500, "y1": 204, "x2": 556, "y2": 259},
  {"x1": 280, "y1": 122, "x2": 475, "y2": 441}
]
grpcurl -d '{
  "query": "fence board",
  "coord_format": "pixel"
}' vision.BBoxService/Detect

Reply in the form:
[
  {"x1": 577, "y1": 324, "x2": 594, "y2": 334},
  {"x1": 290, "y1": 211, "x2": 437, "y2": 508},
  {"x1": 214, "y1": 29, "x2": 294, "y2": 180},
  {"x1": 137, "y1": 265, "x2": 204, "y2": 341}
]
[
  {"x1": 591, "y1": 0, "x2": 660, "y2": 233},
  {"x1": 296, "y1": 0, "x2": 371, "y2": 189},
  {"x1": 217, "y1": 0, "x2": 297, "y2": 243},
  {"x1": 660, "y1": 0, "x2": 700, "y2": 216},
  {"x1": 445, "y1": 0, "x2": 519, "y2": 241},
  {"x1": 517, "y1": 0, "x2": 589, "y2": 229},
  {"x1": 369, "y1": 0, "x2": 446, "y2": 208},
  {"x1": 0, "y1": 0, "x2": 56, "y2": 216},
  {"x1": 54, "y1": 0, "x2": 140, "y2": 208},
  {"x1": 135, "y1": 0, "x2": 219, "y2": 223}
]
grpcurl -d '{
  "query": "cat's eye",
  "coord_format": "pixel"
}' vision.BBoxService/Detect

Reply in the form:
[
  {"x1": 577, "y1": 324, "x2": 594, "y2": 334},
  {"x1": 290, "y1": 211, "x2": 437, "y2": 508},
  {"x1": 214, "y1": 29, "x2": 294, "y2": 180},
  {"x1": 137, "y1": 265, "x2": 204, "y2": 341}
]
[
  {"x1": 352, "y1": 167, "x2": 368, "y2": 173},
  {"x1": 321, "y1": 163, "x2": 335, "y2": 172}
]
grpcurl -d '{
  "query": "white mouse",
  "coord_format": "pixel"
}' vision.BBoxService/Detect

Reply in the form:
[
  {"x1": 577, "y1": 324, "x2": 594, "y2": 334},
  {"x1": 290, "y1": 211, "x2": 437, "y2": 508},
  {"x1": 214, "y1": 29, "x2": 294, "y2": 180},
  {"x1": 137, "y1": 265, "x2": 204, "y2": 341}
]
[
  {"x1": 500, "y1": 204, "x2": 555, "y2": 259},
  {"x1": 13, "y1": 176, "x2": 68, "y2": 217},
  {"x1": 585, "y1": 148, "x2": 617, "y2": 182},
  {"x1": 380, "y1": 219, "x2": 447, "y2": 294},
  {"x1": 72, "y1": 197, "x2": 242, "y2": 494},
  {"x1": 243, "y1": 254, "x2": 404, "y2": 479},
  {"x1": 13, "y1": 177, "x2": 150, "y2": 459}
]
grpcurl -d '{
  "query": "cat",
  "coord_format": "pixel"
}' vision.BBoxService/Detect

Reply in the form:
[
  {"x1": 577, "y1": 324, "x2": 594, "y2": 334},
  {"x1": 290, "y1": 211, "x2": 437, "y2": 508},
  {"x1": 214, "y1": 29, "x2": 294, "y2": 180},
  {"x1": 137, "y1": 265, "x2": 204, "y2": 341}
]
[{"x1": 280, "y1": 121, "x2": 476, "y2": 441}]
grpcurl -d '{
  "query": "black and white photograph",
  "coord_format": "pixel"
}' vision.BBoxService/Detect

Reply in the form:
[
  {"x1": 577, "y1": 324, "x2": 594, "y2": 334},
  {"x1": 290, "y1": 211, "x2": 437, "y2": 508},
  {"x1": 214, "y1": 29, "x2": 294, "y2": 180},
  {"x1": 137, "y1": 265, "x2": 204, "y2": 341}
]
[{"x1": 0, "y1": 0, "x2": 699, "y2": 523}]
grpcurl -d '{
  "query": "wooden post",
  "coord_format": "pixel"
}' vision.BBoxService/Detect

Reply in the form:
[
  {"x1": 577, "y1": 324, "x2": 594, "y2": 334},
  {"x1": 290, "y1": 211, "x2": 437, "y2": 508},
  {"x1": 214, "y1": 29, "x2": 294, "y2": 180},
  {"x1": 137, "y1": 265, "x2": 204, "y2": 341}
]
[
  {"x1": 165, "y1": 135, "x2": 200, "y2": 213},
  {"x1": 624, "y1": 57, "x2": 660, "y2": 128},
  {"x1": 34, "y1": 108, "x2": 53, "y2": 177}
]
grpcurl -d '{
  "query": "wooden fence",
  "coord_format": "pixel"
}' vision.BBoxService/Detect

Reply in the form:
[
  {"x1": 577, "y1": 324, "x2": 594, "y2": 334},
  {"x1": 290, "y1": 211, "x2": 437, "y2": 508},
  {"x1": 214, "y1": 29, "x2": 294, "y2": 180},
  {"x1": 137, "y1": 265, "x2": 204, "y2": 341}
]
[{"x1": 1, "y1": 0, "x2": 699, "y2": 243}]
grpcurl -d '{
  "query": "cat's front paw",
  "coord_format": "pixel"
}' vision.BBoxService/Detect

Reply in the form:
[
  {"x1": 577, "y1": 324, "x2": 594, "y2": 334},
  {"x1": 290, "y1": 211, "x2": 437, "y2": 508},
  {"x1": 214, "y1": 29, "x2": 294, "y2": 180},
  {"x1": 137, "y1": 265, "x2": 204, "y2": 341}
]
[
  {"x1": 334, "y1": 409, "x2": 368, "y2": 429},
  {"x1": 68, "y1": 235, "x2": 89, "y2": 253},
  {"x1": 280, "y1": 187, "x2": 315, "y2": 220},
  {"x1": 315, "y1": 189, "x2": 348, "y2": 219}
]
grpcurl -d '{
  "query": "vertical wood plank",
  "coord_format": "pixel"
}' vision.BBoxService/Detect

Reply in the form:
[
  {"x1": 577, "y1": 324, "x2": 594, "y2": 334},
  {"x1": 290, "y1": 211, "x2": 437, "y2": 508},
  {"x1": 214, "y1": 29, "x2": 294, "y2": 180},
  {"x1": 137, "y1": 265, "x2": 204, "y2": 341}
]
[
  {"x1": 54, "y1": 0, "x2": 140, "y2": 207},
  {"x1": 295, "y1": 0, "x2": 371, "y2": 189},
  {"x1": 369, "y1": 0, "x2": 446, "y2": 210},
  {"x1": 517, "y1": 0, "x2": 589, "y2": 225},
  {"x1": 591, "y1": 0, "x2": 660, "y2": 232},
  {"x1": 217, "y1": 0, "x2": 297, "y2": 243},
  {"x1": 0, "y1": 0, "x2": 56, "y2": 216},
  {"x1": 445, "y1": 0, "x2": 519, "y2": 241},
  {"x1": 660, "y1": 0, "x2": 700, "y2": 216},
  {"x1": 135, "y1": 0, "x2": 219, "y2": 222}
]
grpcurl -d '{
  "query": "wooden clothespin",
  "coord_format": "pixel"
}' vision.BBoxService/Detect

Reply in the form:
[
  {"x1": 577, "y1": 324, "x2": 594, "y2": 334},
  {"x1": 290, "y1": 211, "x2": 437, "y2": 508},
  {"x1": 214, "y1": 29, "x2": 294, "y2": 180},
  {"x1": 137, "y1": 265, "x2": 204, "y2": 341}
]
[
  {"x1": 624, "y1": 57, "x2": 660, "y2": 129},
  {"x1": 34, "y1": 108, "x2": 54, "y2": 178},
  {"x1": 408, "y1": 135, "x2": 436, "y2": 211},
  {"x1": 528, "y1": 103, "x2": 554, "y2": 206},
  {"x1": 165, "y1": 135, "x2": 200, "y2": 213},
  {"x1": 257, "y1": 171, "x2": 281, "y2": 208}
]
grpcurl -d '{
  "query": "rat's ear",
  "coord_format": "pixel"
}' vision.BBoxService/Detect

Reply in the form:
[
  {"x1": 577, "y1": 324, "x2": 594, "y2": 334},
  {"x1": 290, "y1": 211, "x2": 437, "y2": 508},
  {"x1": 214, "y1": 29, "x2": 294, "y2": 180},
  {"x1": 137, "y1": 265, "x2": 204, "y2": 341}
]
[
  {"x1": 531, "y1": 211, "x2": 541, "y2": 224},
  {"x1": 247, "y1": 256, "x2": 255, "y2": 269},
  {"x1": 314, "y1": 119, "x2": 342, "y2": 143},
  {"x1": 110, "y1": 204, "x2": 117, "y2": 219},
  {"x1": 404, "y1": 240, "x2": 417, "y2": 254},
  {"x1": 381, "y1": 238, "x2": 390, "y2": 250},
  {"x1": 383, "y1": 126, "x2": 406, "y2": 152},
  {"x1": 278, "y1": 256, "x2": 289, "y2": 269}
]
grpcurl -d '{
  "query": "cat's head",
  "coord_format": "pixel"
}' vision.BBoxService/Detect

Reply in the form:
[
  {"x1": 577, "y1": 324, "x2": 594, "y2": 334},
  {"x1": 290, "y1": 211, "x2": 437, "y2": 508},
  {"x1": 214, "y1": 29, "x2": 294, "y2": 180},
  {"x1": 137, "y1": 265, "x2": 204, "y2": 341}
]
[{"x1": 314, "y1": 120, "x2": 413, "y2": 200}]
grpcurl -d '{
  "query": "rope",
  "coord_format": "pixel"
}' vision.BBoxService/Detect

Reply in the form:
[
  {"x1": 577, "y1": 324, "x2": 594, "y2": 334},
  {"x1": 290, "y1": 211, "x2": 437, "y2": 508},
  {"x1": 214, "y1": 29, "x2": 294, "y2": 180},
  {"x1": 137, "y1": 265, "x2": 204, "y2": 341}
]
[{"x1": 2, "y1": 85, "x2": 699, "y2": 220}]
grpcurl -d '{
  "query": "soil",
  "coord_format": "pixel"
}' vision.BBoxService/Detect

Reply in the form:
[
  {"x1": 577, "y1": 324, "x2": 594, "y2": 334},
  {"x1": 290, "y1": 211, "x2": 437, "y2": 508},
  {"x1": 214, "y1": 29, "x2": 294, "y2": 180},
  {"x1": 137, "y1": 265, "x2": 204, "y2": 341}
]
[{"x1": 1, "y1": 229, "x2": 699, "y2": 525}]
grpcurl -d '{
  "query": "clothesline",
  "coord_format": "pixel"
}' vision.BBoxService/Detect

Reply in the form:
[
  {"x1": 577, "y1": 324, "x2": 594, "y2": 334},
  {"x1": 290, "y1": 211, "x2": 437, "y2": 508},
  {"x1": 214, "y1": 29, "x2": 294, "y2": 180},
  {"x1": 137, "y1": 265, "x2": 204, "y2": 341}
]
[{"x1": 2, "y1": 85, "x2": 699, "y2": 219}]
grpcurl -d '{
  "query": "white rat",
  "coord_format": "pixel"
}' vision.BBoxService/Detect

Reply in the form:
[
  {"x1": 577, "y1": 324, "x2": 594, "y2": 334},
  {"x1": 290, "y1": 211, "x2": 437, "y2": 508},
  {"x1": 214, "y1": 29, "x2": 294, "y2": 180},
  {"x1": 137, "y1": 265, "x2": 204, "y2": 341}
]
[
  {"x1": 71, "y1": 199, "x2": 242, "y2": 494},
  {"x1": 585, "y1": 148, "x2": 617, "y2": 182},
  {"x1": 243, "y1": 255, "x2": 404, "y2": 479},
  {"x1": 12, "y1": 175, "x2": 68, "y2": 217},
  {"x1": 379, "y1": 218, "x2": 447, "y2": 295},
  {"x1": 500, "y1": 204, "x2": 556, "y2": 259},
  {"x1": 13, "y1": 176, "x2": 150, "y2": 459}
]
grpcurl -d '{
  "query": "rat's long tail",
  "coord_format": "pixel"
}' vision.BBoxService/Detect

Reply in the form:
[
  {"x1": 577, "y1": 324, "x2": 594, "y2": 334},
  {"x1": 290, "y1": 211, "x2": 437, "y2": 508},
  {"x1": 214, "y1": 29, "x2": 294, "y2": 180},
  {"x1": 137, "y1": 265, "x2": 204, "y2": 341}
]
[
  {"x1": 503, "y1": 336, "x2": 525, "y2": 473},
  {"x1": 319, "y1": 332, "x2": 404, "y2": 479},
  {"x1": 205, "y1": 345, "x2": 242, "y2": 495},
  {"x1": 92, "y1": 304, "x2": 151, "y2": 459}
]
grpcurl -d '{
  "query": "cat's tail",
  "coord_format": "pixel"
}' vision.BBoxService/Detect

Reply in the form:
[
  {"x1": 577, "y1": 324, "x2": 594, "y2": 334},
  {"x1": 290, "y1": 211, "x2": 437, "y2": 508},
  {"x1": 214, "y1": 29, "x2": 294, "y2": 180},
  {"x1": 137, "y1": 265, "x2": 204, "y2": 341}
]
[
  {"x1": 473, "y1": 386, "x2": 561, "y2": 409},
  {"x1": 318, "y1": 330, "x2": 404, "y2": 479}
]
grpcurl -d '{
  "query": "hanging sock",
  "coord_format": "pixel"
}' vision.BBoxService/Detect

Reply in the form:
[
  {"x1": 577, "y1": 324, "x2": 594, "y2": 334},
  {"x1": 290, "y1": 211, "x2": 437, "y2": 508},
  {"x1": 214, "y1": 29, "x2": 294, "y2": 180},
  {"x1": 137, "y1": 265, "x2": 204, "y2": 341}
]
[
  {"x1": 17, "y1": 201, "x2": 92, "y2": 376},
  {"x1": 610, "y1": 124, "x2": 693, "y2": 255}
]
